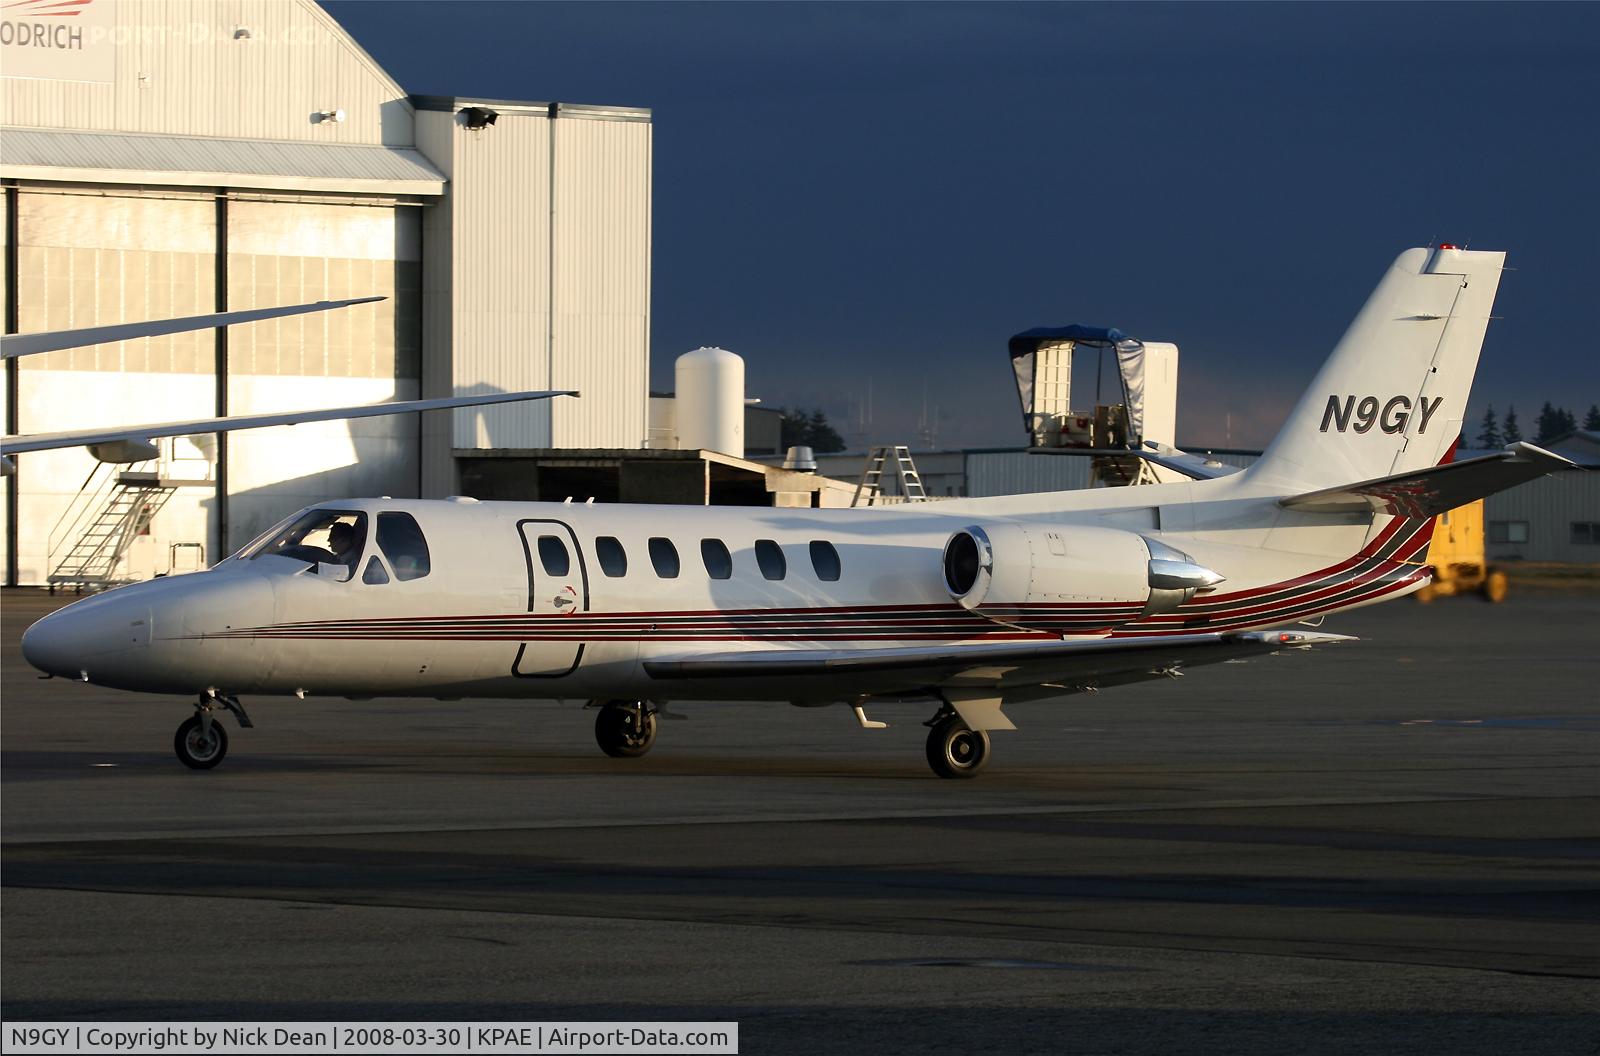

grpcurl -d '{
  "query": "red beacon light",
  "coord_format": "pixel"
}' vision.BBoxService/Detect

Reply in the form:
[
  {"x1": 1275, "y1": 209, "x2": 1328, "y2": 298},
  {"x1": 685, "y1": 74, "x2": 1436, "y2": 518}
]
[{"x1": 1438, "y1": 242, "x2": 1458, "y2": 250}]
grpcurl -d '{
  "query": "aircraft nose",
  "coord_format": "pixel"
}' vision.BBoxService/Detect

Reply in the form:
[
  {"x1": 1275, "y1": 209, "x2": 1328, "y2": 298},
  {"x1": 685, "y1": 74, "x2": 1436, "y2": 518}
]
[{"x1": 21, "y1": 592, "x2": 151, "y2": 680}]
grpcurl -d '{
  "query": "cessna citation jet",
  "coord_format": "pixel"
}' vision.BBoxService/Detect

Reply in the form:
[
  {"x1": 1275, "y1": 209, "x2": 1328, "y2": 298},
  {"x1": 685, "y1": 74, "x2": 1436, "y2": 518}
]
[{"x1": 18, "y1": 247, "x2": 1573, "y2": 778}]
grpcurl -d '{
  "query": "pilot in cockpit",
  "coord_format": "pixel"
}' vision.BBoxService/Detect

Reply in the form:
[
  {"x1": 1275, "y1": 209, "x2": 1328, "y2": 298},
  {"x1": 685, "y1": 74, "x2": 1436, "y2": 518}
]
[{"x1": 326, "y1": 521, "x2": 360, "y2": 572}]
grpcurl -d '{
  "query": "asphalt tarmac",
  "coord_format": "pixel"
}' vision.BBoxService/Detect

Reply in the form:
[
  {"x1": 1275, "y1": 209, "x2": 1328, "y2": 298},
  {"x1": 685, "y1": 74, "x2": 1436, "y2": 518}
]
[{"x1": 3, "y1": 588, "x2": 1597, "y2": 1054}]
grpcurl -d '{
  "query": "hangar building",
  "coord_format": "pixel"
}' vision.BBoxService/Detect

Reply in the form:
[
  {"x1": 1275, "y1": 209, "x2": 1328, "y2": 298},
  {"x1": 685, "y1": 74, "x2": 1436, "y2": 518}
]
[{"x1": 1, "y1": 0, "x2": 651, "y2": 587}]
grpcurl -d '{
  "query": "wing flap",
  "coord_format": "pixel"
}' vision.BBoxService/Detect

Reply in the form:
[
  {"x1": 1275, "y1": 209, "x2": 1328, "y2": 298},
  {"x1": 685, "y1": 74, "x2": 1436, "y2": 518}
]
[{"x1": 1278, "y1": 442, "x2": 1576, "y2": 518}]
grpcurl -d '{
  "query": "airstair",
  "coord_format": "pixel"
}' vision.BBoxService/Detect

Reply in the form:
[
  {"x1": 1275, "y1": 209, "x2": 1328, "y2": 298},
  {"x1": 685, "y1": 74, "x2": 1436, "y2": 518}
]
[
  {"x1": 47, "y1": 442, "x2": 212, "y2": 593},
  {"x1": 852, "y1": 445, "x2": 928, "y2": 507}
]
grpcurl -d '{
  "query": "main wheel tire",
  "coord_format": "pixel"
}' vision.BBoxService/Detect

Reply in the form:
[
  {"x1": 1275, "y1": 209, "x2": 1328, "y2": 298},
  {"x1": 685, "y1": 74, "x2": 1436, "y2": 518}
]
[
  {"x1": 174, "y1": 715, "x2": 228, "y2": 770},
  {"x1": 925, "y1": 716, "x2": 990, "y2": 779},
  {"x1": 595, "y1": 702, "x2": 657, "y2": 759}
]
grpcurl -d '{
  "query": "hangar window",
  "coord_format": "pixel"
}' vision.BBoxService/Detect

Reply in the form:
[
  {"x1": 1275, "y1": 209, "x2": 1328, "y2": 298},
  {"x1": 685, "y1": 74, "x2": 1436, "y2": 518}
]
[
  {"x1": 701, "y1": 539, "x2": 733, "y2": 580},
  {"x1": 376, "y1": 512, "x2": 432, "y2": 581},
  {"x1": 595, "y1": 536, "x2": 628, "y2": 577},
  {"x1": 537, "y1": 535, "x2": 571, "y2": 576},
  {"x1": 1572, "y1": 522, "x2": 1600, "y2": 545},
  {"x1": 649, "y1": 537, "x2": 681, "y2": 578},
  {"x1": 808, "y1": 540, "x2": 841, "y2": 581},
  {"x1": 754, "y1": 539, "x2": 786, "y2": 581},
  {"x1": 1488, "y1": 520, "x2": 1529, "y2": 545}
]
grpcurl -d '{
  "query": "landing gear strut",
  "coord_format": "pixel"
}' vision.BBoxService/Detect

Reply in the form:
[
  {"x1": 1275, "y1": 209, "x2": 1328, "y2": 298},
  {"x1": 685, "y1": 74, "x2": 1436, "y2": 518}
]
[
  {"x1": 594, "y1": 700, "x2": 657, "y2": 759},
  {"x1": 924, "y1": 707, "x2": 990, "y2": 779},
  {"x1": 173, "y1": 692, "x2": 251, "y2": 770}
]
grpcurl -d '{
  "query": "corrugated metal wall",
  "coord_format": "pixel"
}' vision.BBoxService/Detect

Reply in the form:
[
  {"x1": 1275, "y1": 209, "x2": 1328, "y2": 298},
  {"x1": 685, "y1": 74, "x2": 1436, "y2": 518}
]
[
  {"x1": 2, "y1": 0, "x2": 413, "y2": 147},
  {"x1": 416, "y1": 103, "x2": 652, "y2": 475},
  {"x1": 443, "y1": 109, "x2": 553, "y2": 451},
  {"x1": 1484, "y1": 471, "x2": 1600, "y2": 563},
  {"x1": 966, "y1": 451, "x2": 1093, "y2": 496},
  {"x1": 551, "y1": 114, "x2": 651, "y2": 449}
]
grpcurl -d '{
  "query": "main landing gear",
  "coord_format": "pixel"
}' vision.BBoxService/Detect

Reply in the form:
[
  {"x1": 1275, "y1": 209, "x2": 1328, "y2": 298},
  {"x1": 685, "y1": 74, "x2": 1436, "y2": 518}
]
[
  {"x1": 924, "y1": 707, "x2": 991, "y2": 780},
  {"x1": 594, "y1": 700, "x2": 657, "y2": 758},
  {"x1": 174, "y1": 692, "x2": 252, "y2": 770}
]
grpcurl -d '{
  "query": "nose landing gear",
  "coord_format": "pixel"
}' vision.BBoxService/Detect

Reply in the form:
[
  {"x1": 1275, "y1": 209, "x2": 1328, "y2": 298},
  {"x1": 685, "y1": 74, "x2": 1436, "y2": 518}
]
[
  {"x1": 174, "y1": 692, "x2": 251, "y2": 770},
  {"x1": 594, "y1": 700, "x2": 658, "y2": 758}
]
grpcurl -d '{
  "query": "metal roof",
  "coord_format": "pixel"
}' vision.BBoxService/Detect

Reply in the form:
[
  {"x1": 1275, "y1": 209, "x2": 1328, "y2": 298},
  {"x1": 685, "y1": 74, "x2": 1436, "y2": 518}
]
[{"x1": 0, "y1": 127, "x2": 445, "y2": 196}]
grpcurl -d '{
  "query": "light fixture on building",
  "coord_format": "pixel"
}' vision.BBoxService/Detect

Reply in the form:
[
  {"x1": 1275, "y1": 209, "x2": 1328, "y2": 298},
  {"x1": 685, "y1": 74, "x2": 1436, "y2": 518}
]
[
  {"x1": 460, "y1": 106, "x2": 498, "y2": 130},
  {"x1": 233, "y1": 26, "x2": 251, "y2": 39},
  {"x1": 314, "y1": 109, "x2": 346, "y2": 124}
]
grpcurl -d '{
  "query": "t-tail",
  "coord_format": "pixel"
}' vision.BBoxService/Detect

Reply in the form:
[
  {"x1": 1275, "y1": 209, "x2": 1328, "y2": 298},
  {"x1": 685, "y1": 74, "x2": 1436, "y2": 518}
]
[{"x1": 1246, "y1": 246, "x2": 1506, "y2": 490}]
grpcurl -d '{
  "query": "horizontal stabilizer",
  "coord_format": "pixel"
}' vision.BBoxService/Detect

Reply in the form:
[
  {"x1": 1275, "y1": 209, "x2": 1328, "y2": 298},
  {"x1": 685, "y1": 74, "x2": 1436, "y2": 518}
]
[
  {"x1": 0, "y1": 389, "x2": 577, "y2": 456},
  {"x1": 1278, "y1": 442, "x2": 1575, "y2": 518},
  {"x1": 0, "y1": 297, "x2": 386, "y2": 359},
  {"x1": 644, "y1": 629, "x2": 1353, "y2": 680}
]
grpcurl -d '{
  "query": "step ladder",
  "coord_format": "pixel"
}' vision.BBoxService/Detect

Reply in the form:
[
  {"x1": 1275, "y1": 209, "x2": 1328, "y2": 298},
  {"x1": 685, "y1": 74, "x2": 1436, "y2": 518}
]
[
  {"x1": 852, "y1": 445, "x2": 928, "y2": 507},
  {"x1": 48, "y1": 480, "x2": 175, "y2": 593}
]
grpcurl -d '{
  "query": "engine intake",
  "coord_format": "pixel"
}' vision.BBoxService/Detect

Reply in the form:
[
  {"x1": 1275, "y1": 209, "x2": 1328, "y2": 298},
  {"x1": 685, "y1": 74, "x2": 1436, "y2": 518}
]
[{"x1": 941, "y1": 521, "x2": 1223, "y2": 630}]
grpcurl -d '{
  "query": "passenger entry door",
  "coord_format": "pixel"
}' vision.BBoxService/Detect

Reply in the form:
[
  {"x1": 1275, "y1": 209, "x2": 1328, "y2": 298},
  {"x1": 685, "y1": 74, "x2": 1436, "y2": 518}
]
[{"x1": 513, "y1": 519, "x2": 589, "y2": 678}]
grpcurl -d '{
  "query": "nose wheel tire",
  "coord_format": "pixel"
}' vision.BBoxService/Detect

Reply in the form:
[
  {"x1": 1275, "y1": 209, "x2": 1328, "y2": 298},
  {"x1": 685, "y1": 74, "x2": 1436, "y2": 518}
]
[
  {"x1": 595, "y1": 701, "x2": 657, "y2": 759},
  {"x1": 174, "y1": 715, "x2": 229, "y2": 770},
  {"x1": 926, "y1": 716, "x2": 990, "y2": 779}
]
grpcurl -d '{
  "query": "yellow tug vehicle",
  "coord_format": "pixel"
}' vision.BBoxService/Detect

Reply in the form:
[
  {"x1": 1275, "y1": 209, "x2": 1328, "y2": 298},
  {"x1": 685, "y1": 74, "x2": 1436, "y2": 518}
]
[{"x1": 1417, "y1": 499, "x2": 1509, "y2": 603}]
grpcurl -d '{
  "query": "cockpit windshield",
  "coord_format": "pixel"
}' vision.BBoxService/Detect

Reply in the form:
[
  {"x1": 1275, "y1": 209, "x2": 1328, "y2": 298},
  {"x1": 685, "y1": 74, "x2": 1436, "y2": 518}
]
[{"x1": 243, "y1": 509, "x2": 368, "y2": 578}]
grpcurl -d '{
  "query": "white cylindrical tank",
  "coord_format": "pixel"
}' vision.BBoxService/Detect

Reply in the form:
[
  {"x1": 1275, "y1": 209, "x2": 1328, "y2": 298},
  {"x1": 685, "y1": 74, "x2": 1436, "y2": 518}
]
[{"x1": 674, "y1": 346, "x2": 744, "y2": 457}]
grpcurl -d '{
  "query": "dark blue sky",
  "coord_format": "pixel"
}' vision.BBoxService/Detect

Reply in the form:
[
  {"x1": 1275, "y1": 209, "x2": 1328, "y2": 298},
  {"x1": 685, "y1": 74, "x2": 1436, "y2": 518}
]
[{"x1": 327, "y1": 0, "x2": 1599, "y2": 450}]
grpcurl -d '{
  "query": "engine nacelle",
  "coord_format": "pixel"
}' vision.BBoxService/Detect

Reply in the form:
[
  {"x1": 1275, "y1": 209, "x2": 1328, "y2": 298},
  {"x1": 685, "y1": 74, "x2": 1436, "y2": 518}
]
[
  {"x1": 941, "y1": 521, "x2": 1224, "y2": 631},
  {"x1": 87, "y1": 438, "x2": 160, "y2": 464}
]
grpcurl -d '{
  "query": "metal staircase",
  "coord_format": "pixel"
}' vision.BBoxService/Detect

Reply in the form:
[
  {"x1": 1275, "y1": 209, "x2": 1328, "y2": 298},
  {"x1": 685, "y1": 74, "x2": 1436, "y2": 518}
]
[
  {"x1": 852, "y1": 445, "x2": 928, "y2": 507},
  {"x1": 47, "y1": 440, "x2": 213, "y2": 593},
  {"x1": 48, "y1": 474, "x2": 175, "y2": 593}
]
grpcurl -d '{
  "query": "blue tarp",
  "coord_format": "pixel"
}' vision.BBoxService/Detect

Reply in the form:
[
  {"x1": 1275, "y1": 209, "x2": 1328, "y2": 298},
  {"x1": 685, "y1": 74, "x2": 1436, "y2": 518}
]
[{"x1": 1007, "y1": 325, "x2": 1131, "y2": 360}]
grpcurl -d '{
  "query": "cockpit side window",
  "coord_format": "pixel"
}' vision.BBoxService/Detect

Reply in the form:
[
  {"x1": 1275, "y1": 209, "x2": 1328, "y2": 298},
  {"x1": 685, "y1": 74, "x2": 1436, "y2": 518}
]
[
  {"x1": 375, "y1": 512, "x2": 432, "y2": 581},
  {"x1": 245, "y1": 509, "x2": 367, "y2": 576},
  {"x1": 362, "y1": 556, "x2": 391, "y2": 585}
]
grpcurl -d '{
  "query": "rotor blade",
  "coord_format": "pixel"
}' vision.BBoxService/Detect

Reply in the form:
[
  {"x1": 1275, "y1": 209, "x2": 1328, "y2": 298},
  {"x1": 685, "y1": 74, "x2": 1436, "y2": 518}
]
[
  {"x1": 0, "y1": 297, "x2": 387, "y2": 359},
  {"x1": 0, "y1": 389, "x2": 578, "y2": 455}
]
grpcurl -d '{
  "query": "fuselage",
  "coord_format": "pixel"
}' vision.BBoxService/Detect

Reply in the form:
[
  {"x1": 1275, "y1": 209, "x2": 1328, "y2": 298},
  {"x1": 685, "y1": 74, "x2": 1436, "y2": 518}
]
[{"x1": 21, "y1": 471, "x2": 1435, "y2": 704}]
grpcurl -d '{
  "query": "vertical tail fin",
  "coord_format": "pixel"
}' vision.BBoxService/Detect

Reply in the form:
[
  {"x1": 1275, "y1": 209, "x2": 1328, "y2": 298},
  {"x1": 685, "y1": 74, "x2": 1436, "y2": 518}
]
[{"x1": 1247, "y1": 246, "x2": 1506, "y2": 489}]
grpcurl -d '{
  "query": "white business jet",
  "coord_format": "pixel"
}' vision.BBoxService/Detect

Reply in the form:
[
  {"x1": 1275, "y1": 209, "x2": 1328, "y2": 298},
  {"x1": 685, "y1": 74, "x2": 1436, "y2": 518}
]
[{"x1": 17, "y1": 247, "x2": 1572, "y2": 778}]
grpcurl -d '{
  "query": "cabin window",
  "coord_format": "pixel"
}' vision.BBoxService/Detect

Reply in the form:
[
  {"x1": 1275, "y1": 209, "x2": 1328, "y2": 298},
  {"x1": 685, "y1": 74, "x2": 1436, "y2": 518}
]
[
  {"x1": 701, "y1": 539, "x2": 733, "y2": 580},
  {"x1": 361, "y1": 556, "x2": 390, "y2": 585},
  {"x1": 595, "y1": 536, "x2": 628, "y2": 577},
  {"x1": 809, "y1": 540, "x2": 841, "y2": 581},
  {"x1": 245, "y1": 508, "x2": 367, "y2": 580},
  {"x1": 376, "y1": 512, "x2": 431, "y2": 581},
  {"x1": 649, "y1": 537, "x2": 680, "y2": 578},
  {"x1": 754, "y1": 539, "x2": 786, "y2": 581},
  {"x1": 537, "y1": 535, "x2": 571, "y2": 576}
]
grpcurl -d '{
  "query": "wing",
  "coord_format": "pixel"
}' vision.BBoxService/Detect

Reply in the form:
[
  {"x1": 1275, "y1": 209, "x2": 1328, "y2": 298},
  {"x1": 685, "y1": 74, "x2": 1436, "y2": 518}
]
[
  {"x1": 0, "y1": 297, "x2": 385, "y2": 359},
  {"x1": 0, "y1": 389, "x2": 577, "y2": 456},
  {"x1": 1026, "y1": 444, "x2": 1243, "y2": 481},
  {"x1": 1278, "y1": 442, "x2": 1575, "y2": 518},
  {"x1": 644, "y1": 629, "x2": 1353, "y2": 702}
]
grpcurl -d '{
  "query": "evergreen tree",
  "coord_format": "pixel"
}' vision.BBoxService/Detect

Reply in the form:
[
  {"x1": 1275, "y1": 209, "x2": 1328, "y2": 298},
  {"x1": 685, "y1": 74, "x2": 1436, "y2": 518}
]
[
  {"x1": 1585, "y1": 405, "x2": 1600, "y2": 431},
  {"x1": 777, "y1": 407, "x2": 846, "y2": 454},
  {"x1": 1502, "y1": 405, "x2": 1522, "y2": 443},
  {"x1": 1557, "y1": 406, "x2": 1578, "y2": 437},
  {"x1": 1476, "y1": 405, "x2": 1502, "y2": 449},
  {"x1": 1535, "y1": 402, "x2": 1562, "y2": 445},
  {"x1": 806, "y1": 410, "x2": 846, "y2": 454}
]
